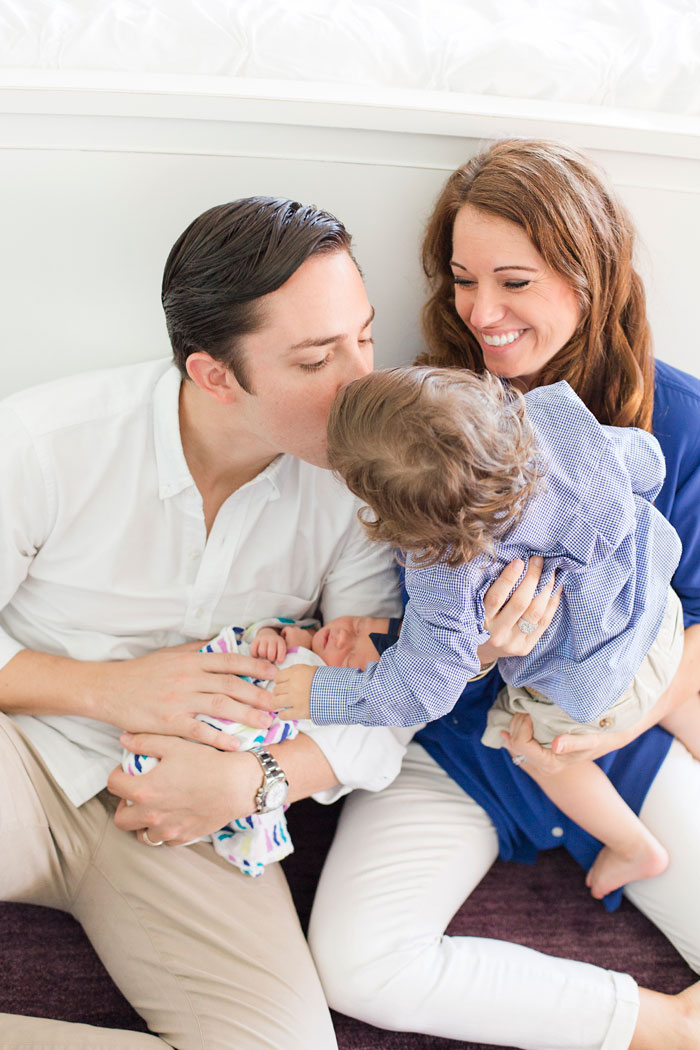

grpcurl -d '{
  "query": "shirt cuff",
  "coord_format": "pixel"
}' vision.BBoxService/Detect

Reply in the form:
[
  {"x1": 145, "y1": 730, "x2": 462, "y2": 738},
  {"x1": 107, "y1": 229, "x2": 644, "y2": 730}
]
[
  {"x1": 469, "y1": 659, "x2": 497, "y2": 682},
  {"x1": 303, "y1": 722, "x2": 411, "y2": 802},
  {"x1": 0, "y1": 633, "x2": 25, "y2": 672},
  {"x1": 309, "y1": 664, "x2": 364, "y2": 725}
]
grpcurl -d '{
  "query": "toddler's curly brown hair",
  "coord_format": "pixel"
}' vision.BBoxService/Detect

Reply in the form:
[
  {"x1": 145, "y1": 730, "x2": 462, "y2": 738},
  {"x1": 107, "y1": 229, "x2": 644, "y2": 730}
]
[{"x1": 327, "y1": 367, "x2": 543, "y2": 567}]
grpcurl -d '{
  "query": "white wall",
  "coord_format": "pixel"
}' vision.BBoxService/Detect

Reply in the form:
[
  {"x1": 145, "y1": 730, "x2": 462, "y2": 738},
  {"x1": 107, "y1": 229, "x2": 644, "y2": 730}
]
[{"x1": 2, "y1": 75, "x2": 699, "y2": 397}]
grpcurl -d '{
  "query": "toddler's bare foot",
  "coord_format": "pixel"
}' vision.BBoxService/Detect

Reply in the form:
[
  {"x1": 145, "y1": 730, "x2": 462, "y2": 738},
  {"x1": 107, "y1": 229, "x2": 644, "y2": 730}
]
[{"x1": 586, "y1": 835, "x2": 668, "y2": 900}]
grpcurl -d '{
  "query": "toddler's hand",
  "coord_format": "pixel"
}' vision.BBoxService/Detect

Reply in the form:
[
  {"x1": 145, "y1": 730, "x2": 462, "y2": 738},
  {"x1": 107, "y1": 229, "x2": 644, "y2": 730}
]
[
  {"x1": 273, "y1": 665, "x2": 316, "y2": 720},
  {"x1": 250, "y1": 628, "x2": 287, "y2": 664}
]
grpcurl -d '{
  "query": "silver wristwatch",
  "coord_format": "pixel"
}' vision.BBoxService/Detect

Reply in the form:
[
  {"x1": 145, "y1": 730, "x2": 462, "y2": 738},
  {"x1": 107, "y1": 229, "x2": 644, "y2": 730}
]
[{"x1": 249, "y1": 747, "x2": 289, "y2": 813}]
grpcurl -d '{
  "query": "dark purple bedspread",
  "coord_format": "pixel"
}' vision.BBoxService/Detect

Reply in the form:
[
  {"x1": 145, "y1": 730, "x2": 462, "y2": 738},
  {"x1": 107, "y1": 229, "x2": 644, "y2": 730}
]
[{"x1": 0, "y1": 797, "x2": 693, "y2": 1049}]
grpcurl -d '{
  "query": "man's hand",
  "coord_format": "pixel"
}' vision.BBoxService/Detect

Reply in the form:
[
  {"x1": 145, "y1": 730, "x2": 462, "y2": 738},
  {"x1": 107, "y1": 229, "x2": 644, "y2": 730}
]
[
  {"x1": 98, "y1": 642, "x2": 278, "y2": 749},
  {"x1": 477, "y1": 557, "x2": 560, "y2": 665},
  {"x1": 250, "y1": 628, "x2": 287, "y2": 663},
  {"x1": 110, "y1": 731, "x2": 339, "y2": 845},
  {"x1": 273, "y1": 664, "x2": 316, "y2": 720},
  {"x1": 109, "y1": 734, "x2": 262, "y2": 844}
]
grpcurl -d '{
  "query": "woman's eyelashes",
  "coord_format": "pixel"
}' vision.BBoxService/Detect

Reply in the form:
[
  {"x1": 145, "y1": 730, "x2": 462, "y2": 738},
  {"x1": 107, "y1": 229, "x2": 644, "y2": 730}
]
[{"x1": 453, "y1": 277, "x2": 531, "y2": 290}]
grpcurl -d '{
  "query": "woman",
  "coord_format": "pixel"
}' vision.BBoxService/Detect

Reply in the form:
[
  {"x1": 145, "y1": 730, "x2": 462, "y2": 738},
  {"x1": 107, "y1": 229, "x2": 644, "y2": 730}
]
[{"x1": 309, "y1": 139, "x2": 700, "y2": 1049}]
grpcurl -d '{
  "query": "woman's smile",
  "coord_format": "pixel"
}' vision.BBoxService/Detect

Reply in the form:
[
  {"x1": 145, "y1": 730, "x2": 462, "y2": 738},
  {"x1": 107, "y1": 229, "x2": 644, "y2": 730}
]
[{"x1": 451, "y1": 205, "x2": 582, "y2": 389}]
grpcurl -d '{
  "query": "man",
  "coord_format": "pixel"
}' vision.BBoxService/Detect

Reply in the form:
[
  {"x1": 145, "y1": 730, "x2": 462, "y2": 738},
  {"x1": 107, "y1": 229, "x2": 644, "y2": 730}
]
[{"x1": 0, "y1": 198, "x2": 405, "y2": 1049}]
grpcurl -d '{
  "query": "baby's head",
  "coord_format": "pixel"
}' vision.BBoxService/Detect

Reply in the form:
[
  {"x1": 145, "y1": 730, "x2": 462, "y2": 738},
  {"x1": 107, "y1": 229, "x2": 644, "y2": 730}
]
[
  {"x1": 311, "y1": 616, "x2": 400, "y2": 669},
  {"x1": 327, "y1": 366, "x2": 541, "y2": 567}
]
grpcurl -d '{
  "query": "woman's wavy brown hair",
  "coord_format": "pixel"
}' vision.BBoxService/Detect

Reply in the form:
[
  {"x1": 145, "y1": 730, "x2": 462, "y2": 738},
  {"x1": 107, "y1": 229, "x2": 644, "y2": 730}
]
[
  {"x1": 327, "y1": 367, "x2": 543, "y2": 568},
  {"x1": 419, "y1": 139, "x2": 654, "y2": 430}
]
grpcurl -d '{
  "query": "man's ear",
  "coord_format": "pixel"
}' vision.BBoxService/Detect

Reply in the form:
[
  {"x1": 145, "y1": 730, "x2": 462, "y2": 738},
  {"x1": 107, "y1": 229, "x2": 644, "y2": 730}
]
[{"x1": 185, "y1": 352, "x2": 241, "y2": 405}]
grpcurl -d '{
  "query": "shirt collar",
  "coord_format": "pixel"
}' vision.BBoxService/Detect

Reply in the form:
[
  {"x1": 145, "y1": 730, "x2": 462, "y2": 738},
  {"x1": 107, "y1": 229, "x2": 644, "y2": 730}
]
[
  {"x1": 152, "y1": 364, "x2": 286, "y2": 502},
  {"x1": 253, "y1": 454, "x2": 286, "y2": 500},
  {"x1": 152, "y1": 364, "x2": 194, "y2": 500}
]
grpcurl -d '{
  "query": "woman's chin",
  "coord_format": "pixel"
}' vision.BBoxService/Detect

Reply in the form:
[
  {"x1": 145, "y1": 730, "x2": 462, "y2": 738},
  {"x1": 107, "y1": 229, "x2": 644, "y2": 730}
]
[{"x1": 482, "y1": 355, "x2": 520, "y2": 378}]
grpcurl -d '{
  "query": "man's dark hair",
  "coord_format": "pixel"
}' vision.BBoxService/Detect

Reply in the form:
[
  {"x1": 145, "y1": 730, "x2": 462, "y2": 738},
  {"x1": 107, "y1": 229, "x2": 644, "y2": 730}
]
[{"x1": 162, "y1": 197, "x2": 353, "y2": 391}]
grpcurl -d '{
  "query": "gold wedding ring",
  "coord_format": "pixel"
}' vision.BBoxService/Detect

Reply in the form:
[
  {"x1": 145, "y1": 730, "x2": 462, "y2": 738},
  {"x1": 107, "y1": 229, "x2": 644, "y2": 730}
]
[{"x1": 142, "y1": 829, "x2": 164, "y2": 847}]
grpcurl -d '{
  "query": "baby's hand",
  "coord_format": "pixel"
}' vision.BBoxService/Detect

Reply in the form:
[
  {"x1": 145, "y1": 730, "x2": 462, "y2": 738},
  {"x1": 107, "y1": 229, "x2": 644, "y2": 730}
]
[
  {"x1": 273, "y1": 665, "x2": 316, "y2": 721},
  {"x1": 250, "y1": 628, "x2": 287, "y2": 664},
  {"x1": 280, "y1": 624, "x2": 315, "y2": 649}
]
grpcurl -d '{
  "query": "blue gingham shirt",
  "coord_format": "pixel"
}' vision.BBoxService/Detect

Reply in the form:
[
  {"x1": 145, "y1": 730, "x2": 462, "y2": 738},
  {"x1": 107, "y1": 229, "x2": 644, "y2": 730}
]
[{"x1": 310, "y1": 381, "x2": 682, "y2": 727}]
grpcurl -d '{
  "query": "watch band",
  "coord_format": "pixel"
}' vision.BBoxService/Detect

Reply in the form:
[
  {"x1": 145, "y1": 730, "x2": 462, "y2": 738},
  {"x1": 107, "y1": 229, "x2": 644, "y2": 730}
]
[{"x1": 249, "y1": 746, "x2": 289, "y2": 814}]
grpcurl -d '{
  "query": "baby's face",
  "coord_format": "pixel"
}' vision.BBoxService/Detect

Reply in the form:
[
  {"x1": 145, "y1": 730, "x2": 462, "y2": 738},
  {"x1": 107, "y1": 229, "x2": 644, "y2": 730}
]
[{"x1": 311, "y1": 615, "x2": 390, "y2": 669}]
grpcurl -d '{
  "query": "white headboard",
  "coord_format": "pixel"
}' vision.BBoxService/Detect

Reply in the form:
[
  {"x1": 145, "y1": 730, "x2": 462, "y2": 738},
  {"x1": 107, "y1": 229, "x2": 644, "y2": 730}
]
[{"x1": 2, "y1": 71, "x2": 700, "y2": 396}]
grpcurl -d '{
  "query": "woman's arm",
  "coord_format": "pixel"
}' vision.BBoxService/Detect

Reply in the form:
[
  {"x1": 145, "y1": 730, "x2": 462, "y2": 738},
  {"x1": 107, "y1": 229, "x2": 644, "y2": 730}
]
[
  {"x1": 659, "y1": 621, "x2": 700, "y2": 749},
  {"x1": 500, "y1": 622, "x2": 700, "y2": 774}
]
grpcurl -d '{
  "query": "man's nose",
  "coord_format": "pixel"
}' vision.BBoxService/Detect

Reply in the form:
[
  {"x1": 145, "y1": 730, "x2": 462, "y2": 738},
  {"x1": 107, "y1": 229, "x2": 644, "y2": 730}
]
[
  {"x1": 347, "y1": 344, "x2": 373, "y2": 381},
  {"x1": 333, "y1": 348, "x2": 373, "y2": 400}
]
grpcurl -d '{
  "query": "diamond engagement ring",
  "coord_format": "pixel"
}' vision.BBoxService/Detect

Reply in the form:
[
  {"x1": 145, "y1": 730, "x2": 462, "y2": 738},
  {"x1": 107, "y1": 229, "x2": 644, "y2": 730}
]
[
  {"x1": 142, "y1": 830, "x2": 164, "y2": 847},
  {"x1": 511, "y1": 754, "x2": 528, "y2": 766},
  {"x1": 517, "y1": 618, "x2": 538, "y2": 635}
]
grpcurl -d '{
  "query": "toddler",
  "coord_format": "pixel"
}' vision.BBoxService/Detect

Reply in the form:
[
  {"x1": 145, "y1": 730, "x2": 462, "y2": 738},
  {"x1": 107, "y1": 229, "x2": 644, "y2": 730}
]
[
  {"x1": 122, "y1": 614, "x2": 398, "y2": 877},
  {"x1": 275, "y1": 366, "x2": 700, "y2": 900}
]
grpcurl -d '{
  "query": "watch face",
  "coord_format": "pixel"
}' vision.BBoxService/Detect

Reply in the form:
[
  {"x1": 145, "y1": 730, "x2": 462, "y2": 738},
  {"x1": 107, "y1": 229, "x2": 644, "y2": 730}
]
[{"x1": 264, "y1": 780, "x2": 289, "y2": 810}]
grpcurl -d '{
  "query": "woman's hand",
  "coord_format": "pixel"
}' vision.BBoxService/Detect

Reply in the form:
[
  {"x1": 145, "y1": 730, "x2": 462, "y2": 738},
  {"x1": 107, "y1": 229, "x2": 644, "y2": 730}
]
[
  {"x1": 500, "y1": 626, "x2": 700, "y2": 775},
  {"x1": 500, "y1": 712, "x2": 643, "y2": 776},
  {"x1": 477, "y1": 556, "x2": 561, "y2": 665}
]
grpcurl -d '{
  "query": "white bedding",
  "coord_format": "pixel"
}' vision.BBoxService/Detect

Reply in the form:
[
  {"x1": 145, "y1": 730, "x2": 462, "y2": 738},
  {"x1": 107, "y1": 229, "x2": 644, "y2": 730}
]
[{"x1": 1, "y1": 0, "x2": 698, "y2": 117}]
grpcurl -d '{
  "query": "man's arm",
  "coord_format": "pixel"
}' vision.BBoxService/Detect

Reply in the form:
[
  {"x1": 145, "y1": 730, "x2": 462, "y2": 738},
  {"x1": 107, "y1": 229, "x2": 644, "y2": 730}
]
[
  {"x1": 0, "y1": 406, "x2": 279, "y2": 743},
  {"x1": 109, "y1": 730, "x2": 338, "y2": 845},
  {"x1": 0, "y1": 646, "x2": 280, "y2": 747}
]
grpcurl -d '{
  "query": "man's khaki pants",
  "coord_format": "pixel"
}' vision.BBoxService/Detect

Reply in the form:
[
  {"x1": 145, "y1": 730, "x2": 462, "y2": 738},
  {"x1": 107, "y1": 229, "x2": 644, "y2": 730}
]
[{"x1": 0, "y1": 714, "x2": 337, "y2": 1050}]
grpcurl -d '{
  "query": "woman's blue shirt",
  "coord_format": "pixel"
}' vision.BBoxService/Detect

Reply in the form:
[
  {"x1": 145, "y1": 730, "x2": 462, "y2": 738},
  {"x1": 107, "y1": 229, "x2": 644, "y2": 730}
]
[{"x1": 412, "y1": 359, "x2": 700, "y2": 910}]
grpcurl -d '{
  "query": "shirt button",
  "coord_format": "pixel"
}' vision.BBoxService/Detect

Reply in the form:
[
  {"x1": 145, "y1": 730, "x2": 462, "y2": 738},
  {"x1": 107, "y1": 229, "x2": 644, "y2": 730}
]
[
  {"x1": 452, "y1": 716, "x2": 459, "y2": 725},
  {"x1": 551, "y1": 826, "x2": 564, "y2": 838},
  {"x1": 194, "y1": 606, "x2": 204, "y2": 618},
  {"x1": 598, "y1": 716, "x2": 614, "y2": 730}
]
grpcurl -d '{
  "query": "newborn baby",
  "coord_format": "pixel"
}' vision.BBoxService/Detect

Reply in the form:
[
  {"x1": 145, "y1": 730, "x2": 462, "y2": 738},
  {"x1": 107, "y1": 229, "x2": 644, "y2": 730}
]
[{"x1": 122, "y1": 614, "x2": 400, "y2": 876}]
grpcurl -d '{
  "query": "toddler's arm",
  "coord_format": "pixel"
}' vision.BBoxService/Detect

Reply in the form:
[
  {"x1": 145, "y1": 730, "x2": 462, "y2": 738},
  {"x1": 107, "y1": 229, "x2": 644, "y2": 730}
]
[{"x1": 602, "y1": 424, "x2": 666, "y2": 502}]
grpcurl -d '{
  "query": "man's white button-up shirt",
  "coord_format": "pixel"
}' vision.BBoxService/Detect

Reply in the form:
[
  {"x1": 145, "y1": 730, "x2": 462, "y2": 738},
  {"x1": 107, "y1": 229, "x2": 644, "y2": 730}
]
[{"x1": 0, "y1": 359, "x2": 406, "y2": 806}]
